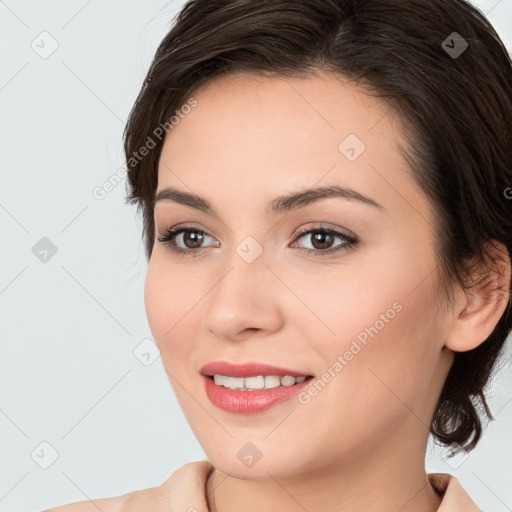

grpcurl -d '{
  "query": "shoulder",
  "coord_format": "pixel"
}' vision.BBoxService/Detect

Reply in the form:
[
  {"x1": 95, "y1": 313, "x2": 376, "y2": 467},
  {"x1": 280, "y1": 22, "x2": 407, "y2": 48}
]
[
  {"x1": 428, "y1": 472, "x2": 483, "y2": 511},
  {"x1": 46, "y1": 460, "x2": 214, "y2": 512}
]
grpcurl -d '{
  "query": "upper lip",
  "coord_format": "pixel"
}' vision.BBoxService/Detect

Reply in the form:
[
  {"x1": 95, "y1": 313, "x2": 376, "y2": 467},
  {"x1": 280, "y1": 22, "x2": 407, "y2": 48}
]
[{"x1": 200, "y1": 361, "x2": 313, "y2": 378}]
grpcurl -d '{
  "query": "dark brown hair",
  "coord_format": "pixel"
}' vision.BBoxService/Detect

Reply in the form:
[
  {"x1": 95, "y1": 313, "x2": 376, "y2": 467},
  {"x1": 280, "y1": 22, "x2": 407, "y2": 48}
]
[{"x1": 123, "y1": 0, "x2": 512, "y2": 454}]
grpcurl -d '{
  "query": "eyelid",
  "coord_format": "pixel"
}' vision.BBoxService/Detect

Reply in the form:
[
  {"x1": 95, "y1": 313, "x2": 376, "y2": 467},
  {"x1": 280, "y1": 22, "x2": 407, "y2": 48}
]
[
  {"x1": 155, "y1": 224, "x2": 218, "y2": 247},
  {"x1": 290, "y1": 224, "x2": 358, "y2": 254},
  {"x1": 156, "y1": 221, "x2": 356, "y2": 241},
  {"x1": 156, "y1": 221, "x2": 359, "y2": 258},
  {"x1": 292, "y1": 222, "x2": 357, "y2": 241}
]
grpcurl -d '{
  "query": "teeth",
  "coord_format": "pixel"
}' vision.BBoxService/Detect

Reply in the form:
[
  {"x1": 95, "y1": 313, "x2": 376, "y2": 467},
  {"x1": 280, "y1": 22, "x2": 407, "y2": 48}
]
[
  {"x1": 264, "y1": 375, "x2": 281, "y2": 388},
  {"x1": 213, "y1": 374, "x2": 308, "y2": 390}
]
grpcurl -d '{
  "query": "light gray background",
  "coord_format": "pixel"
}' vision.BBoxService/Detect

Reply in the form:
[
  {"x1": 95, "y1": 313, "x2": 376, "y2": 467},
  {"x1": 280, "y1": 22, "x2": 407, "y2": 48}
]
[{"x1": 1, "y1": 1, "x2": 511, "y2": 511}]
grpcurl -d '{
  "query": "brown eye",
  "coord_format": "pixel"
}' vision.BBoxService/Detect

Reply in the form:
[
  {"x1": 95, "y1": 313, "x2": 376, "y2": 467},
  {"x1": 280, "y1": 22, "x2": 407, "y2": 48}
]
[
  {"x1": 156, "y1": 227, "x2": 219, "y2": 255},
  {"x1": 292, "y1": 226, "x2": 358, "y2": 256},
  {"x1": 157, "y1": 225, "x2": 357, "y2": 257},
  {"x1": 310, "y1": 231, "x2": 335, "y2": 250},
  {"x1": 182, "y1": 230, "x2": 204, "y2": 249}
]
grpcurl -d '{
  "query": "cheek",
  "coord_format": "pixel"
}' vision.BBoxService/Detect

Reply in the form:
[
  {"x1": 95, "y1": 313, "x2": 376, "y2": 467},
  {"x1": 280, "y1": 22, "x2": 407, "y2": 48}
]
[
  {"x1": 335, "y1": 296, "x2": 440, "y2": 428},
  {"x1": 292, "y1": 250, "x2": 442, "y2": 405},
  {"x1": 144, "y1": 259, "x2": 168, "y2": 339},
  {"x1": 278, "y1": 255, "x2": 406, "y2": 356},
  {"x1": 144, "y1": 257, "x2": 199, "y2": 364},
  {"x1": 308, "y1": 241, "x2": 440, "y2": 360}
]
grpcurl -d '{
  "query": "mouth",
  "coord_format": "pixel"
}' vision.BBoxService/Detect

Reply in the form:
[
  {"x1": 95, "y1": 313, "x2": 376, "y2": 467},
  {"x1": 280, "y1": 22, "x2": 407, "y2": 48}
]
[
  {"x1": 199, "y1": 361, "x2": 314, "y2": 411},
  {"x1": 203, "y1": 373, "x2": 314, "y2": 391},
  {"x1": 200, "y1": 361, "x2": 314, "y2": 388}
]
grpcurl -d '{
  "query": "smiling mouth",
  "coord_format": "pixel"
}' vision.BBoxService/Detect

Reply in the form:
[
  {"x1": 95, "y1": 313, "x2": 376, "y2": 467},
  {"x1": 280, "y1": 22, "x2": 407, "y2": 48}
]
[{"x1": 205, "y1": 374, "x2": 314, "y2": 391}]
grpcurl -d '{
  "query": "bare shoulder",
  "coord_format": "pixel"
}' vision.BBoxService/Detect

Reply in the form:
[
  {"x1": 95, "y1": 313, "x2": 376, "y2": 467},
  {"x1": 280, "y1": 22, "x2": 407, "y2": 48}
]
[{"x1": 45, "y1": 460, "x2": 214, "y2": 512}]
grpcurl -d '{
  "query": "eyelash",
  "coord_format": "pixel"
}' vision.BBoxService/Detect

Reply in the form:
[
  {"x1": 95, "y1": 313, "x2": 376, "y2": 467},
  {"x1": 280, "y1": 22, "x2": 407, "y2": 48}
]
[{"x1": 156, "y1": 224, "x2": 358, "y2": 257}]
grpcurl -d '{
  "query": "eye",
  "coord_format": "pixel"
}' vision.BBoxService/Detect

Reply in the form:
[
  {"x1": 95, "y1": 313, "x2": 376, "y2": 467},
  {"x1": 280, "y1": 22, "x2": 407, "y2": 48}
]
[
  {"x1": 156, "y1": 223, "x2": 358, "y2": 257},
  {"x1": 156, "y1": 226, "x2": 219, "y2": 256},
  {"x1": 291, "y1": 225, "x2": 358, "y2": 256}
]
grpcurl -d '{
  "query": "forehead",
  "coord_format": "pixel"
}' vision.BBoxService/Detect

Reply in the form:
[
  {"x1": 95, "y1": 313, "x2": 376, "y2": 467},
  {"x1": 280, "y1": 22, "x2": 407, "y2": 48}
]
[
  {"x1": 156, "y1": 70, "x2": 428, "y2": 222},
  {"x1": 169, "y1": 69, "x2": 404, "y2": 144}
]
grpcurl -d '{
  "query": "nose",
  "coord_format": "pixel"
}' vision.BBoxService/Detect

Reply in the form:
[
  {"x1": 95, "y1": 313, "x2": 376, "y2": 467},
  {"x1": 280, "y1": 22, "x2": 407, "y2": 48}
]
[{"x1": 203, "y1": 243, "x2": 284, "y2": 342}]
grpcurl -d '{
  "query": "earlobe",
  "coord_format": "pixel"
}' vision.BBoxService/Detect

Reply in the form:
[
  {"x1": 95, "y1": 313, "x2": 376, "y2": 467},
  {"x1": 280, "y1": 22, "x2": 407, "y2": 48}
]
[{"x1": 444, "y1": 240, "x2": 511, "y2": 353}]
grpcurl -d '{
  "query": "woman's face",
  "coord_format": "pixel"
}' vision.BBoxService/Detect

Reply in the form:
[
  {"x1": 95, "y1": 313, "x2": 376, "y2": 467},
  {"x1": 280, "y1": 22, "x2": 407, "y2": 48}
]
[{"x1": 145, "y1": 71, "x2": 455, "y2": 479}]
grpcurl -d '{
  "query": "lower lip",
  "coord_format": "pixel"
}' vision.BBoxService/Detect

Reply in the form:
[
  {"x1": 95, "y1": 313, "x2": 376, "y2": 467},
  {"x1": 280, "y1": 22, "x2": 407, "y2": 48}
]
[{"x1": 202, "y1": 374, "x2": 313, "y2": 413}]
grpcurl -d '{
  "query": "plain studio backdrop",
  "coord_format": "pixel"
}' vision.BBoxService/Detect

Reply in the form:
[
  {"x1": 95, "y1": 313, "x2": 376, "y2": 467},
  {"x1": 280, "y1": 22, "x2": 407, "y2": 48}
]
[{"x1": 1, "y1": 1, "x2": 511, "y2": 511}]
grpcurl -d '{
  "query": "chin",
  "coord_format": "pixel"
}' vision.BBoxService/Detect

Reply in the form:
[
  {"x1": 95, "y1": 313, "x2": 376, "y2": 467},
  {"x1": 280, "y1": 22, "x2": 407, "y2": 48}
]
[{"x1": 206, "y1": 448, "x2": 307, "y2": 480}]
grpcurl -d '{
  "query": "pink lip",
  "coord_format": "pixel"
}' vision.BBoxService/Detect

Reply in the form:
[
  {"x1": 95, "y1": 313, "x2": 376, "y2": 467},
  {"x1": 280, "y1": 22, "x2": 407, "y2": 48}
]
[
  {"x1": 199, "y1": 361, "x2": 313, "y2": 378},
  {"x1": 201, "y1": 374, "x2": 314, "y2": 413}
]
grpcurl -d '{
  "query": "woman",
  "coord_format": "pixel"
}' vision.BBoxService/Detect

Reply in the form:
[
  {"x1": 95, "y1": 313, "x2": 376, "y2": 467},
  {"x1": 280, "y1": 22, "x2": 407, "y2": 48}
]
[{"x1": 48, "y1": 0, "x2": 512, "y2": 510}]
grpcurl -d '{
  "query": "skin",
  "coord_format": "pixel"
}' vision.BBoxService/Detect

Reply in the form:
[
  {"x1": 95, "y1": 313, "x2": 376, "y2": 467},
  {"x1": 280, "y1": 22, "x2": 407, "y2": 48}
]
[{"x1": 48, "y1": 71, "x2": 510, "y2": 511}]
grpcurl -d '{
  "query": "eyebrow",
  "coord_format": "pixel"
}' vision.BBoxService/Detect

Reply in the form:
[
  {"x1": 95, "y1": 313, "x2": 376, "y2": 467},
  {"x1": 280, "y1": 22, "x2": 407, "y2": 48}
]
[{"x1": 153, "y1": 184, "x2": 384, "y2": 217}]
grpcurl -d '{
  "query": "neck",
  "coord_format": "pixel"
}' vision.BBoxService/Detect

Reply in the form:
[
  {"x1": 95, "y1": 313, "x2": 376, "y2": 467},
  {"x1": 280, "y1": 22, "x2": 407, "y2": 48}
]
[{"x1": 206, "y1": 440, "x2": 442, "y2": 512}]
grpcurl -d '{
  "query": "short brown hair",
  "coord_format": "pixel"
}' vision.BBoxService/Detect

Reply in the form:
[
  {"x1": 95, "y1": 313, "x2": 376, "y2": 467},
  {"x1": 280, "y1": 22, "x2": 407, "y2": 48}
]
[{"x1": 123, "y1": 0, "x2": 512, "y2": 453}]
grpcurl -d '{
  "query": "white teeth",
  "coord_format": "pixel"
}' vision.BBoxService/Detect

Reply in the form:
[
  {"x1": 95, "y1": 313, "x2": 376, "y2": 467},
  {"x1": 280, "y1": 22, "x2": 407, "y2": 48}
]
[
  {"x1": 212, "y1": 374, "x2": 308, "y2": 390},
  {"x1": 280, "y1": 375, "x2": 296, "y2": 386},
  {"x1": 227, "y1": 376, "x2": 244, "y2": 389},
  {"x1": 245, "y1": 376, "x2": 265, "y2": 389},
  {"x1": 264, "y1": 375, "x2": 281, "y2": 388}
]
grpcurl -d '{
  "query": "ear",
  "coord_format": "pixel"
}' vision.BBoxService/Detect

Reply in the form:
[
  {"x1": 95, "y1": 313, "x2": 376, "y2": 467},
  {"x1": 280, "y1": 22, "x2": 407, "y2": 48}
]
[{"x1": 445, "y1": 239, "x2": 511, "y2": 352}]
